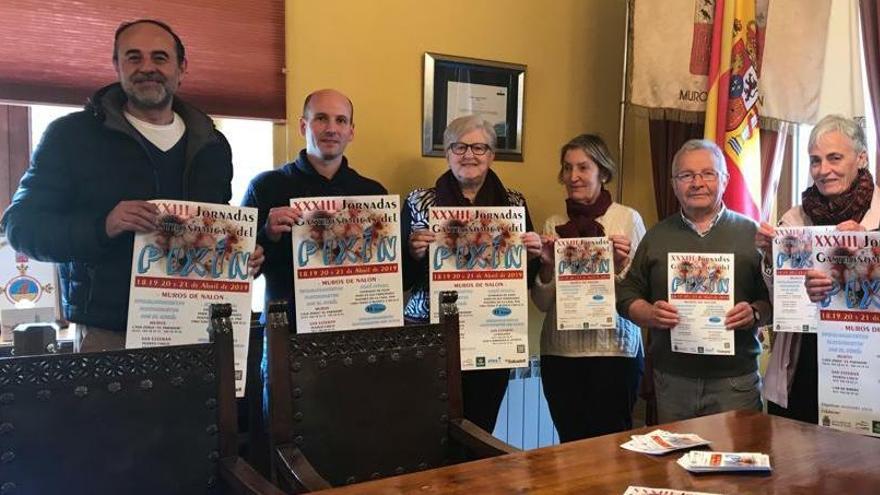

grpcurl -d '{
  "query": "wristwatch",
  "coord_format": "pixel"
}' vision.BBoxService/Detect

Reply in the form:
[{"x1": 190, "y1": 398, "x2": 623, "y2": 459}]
[{"x1": 750, "y1": 304, "x2": 761, "y2": 325}]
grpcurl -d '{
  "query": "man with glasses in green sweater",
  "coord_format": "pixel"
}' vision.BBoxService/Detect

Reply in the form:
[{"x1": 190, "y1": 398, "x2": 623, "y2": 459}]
[{"x1": 617, "y1": 139, "x2": 770, "y2": 423}]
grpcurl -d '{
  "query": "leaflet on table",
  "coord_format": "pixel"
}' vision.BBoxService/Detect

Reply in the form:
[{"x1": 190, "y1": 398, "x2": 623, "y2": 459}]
[
  {"x1": 676, "y1": 451, "x2": 771, "y2": 472},
  {"x1": 813, "y1": 231, "x2": 880, "y2": 438},
  {"x1": 772, "y1": 226, "x2": 832, "y2": 333},
  {"x1": 624, "y1": 487, "x2": 723, "y2": 495},
  {"x1": 620, "y1": 429, "x2": 711, "y2": 455},
  {"x1": 126, "y1": 200, "x2": 257, "y2": 397},
  {"x1": 291, "y1": 195, "x2": 403, "y2": 333},
  {"x1": 0, "y1": 236, "x2": 58, "y2": 330},
  {"x1": 554, "y1": 237, "x2": 616, "y2": 331},
  {"x1": 428, "y1": 206, "x2": 529, "y2": 370},
  {"x1": 667, "y1": 253, "x2": 734, "y2": 355}
]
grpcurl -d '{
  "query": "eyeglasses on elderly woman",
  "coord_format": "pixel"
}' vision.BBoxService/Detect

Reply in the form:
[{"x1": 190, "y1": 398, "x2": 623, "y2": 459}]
[{"x1": 447, "y1": 142, "x2": 492, "y2": 156}]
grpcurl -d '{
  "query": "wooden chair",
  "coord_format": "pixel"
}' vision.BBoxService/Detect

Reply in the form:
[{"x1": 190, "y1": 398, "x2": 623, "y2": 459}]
[
  {"x1": 265, "y1": 291, "x2": 517, "y2": 492},
  {"x1": 243, "y1": 311, "x2": 271, "y2": 476},
  {"x1": 0, "y1": 304, "x2": 283, "y2": 495}
]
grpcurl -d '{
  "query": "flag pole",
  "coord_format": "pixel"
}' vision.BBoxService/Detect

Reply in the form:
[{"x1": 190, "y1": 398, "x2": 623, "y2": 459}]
[{"x1": 617, "y1": 0, "x2": 633, "y2": 204}]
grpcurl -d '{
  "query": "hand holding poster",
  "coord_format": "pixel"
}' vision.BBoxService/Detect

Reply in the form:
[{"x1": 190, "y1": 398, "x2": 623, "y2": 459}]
[
  {"x1": 428, "y1": 206, "x2": 529, "y2": 370},
  {"x1": 554, "y1": 237, "x2": 616, "y2": 330},
  {"x1": 772, "y1": 226, "x2": 831, "y2": 333},
  {"x1": 291, "y1": 195, "x2": 402, "y2": 333},
  {"x1": 126, "y1": 200, "x2": 257, "y2": 397},
  {"x1": 668, "y1": 253, "x2": 735, "y2": 355},
  {"x1": 813, "y1": 231, "x2": 880, "y2": 437}
]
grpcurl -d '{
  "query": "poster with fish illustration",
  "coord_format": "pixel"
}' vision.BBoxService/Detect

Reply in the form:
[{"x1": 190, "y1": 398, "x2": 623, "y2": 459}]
[
  {"x1": 813, "y1": 231, "x2": 880, "y2": 437},
  {"x1": 772, "y1": 226, "x2": 832, "y2": 333},
  {"x1": 126, "y1": 200, "x2": 257, "y2": 397},
  {"x1": 554, "y1": 237, "x2": 616, "y2": 330},
  {"x1": 290, "y1": 195, "x2": 402, "y2": 333},
  {"x1": 667, "y1": 252, "x2": 734, "y2": 355},
  {"x1": 429, "y1": 206, "x2": 529, "y2": 370}
]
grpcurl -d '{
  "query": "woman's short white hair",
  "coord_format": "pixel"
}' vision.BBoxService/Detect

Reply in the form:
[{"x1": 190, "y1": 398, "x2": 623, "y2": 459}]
[
  {"x1": 808, "y1": 114, "x2": 868, "y2": 156},
  {"x1": 443, "y1": 115, "x2": 497, "y2": 150},
  {"x1": 671, "y1": 139, "x2": 727, "y2": 176}
]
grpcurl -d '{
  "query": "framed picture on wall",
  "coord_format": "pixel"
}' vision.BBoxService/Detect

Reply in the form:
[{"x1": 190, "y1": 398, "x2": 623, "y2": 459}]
[{"x1": 422, "y1": 53, "x2": 526, "y2": 162}]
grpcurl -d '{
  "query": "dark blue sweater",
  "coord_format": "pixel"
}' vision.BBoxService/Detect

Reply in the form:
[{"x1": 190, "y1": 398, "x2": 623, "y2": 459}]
[{"x1": 242, "y1": 150, "x2": 387, "y2": 324}]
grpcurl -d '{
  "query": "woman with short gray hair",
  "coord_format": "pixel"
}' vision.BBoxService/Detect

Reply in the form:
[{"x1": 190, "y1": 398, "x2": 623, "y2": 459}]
[
  {"x1": 756, "y1": 114, "x2": 879, "y2": 424},
  {"x1": 401, "y1": 115, "x2": 542, "y2": 433}
]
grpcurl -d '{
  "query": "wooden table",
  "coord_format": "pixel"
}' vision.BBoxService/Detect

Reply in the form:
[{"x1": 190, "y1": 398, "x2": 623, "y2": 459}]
[{"x1": 316, "y1": 410, "x2": 880, "y2": 494}]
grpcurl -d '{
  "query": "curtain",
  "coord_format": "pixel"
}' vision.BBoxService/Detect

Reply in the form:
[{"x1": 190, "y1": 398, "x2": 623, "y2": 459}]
[
  {"x1": 860, "y1": 0, "x2": 880, "y2": 173},
  {"x1": 0, "y1": 1, "x2": 285, "y2": 120},
  {"x1": 759, "y1": 124, "x2": 790, "y2": 223},
  {"x1": 648, "y1": 119, "x2": 705, "y2": 219}
]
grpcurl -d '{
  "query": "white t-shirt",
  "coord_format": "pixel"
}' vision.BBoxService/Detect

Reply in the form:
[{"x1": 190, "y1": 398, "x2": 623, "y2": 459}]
[{"x1": 124, "y1": 111, "x2": 186, "y2": 151}]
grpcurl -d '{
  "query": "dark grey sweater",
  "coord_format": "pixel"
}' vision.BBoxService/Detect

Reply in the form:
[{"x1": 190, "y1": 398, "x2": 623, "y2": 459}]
[{"x1": 616, "y1": 209, "x2": 769, "y2": 378}]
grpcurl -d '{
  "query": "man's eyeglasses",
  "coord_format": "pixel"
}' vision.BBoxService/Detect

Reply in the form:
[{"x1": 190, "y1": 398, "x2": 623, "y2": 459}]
[
  {"x1": 673, "y1": 170, "x2": 724, "y2": 183},
  {"x1": 448, "y1": 142, "x2": 492, "y2": 156}
]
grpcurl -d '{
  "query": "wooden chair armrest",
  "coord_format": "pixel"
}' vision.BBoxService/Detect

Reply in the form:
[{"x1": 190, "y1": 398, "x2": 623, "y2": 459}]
[
  {"x1": 219, "y1": 456, "x2": 287, "y2": 495},
  {"x1": 274, "y1": 443, "x2": 332, "y2": 492},
  {"x1": 448, "y1": 418, "x2": 520, "y2": 457}
]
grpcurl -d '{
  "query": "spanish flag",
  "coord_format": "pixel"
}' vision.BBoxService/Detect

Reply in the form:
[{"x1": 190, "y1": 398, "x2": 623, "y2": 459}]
[{"x1": 704, "y1": 0, "x2": 761, "y2": 220}]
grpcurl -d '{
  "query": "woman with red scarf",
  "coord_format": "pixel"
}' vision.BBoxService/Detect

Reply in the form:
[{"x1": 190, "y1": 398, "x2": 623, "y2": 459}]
[
  {"x1": 531, "y1": 134, "x2": 646, "y2": 441},
  {"x1": 756, "y1": 114, "x2": 880, "y2": 424}
]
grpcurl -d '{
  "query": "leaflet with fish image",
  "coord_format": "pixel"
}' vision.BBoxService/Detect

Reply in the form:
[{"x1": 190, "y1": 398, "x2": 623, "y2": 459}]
[
  {"x1": 429, "y1": 206, "x2": 529, "y2": 370},
  {"x1": 772, "y1": 226, "x2": 832, "y2": 332},
  {"x1": 290, "y1": 195, "x2": 403, "y2": 333},
  {"x1": 126, "y1": 200, "x2": 257, "y2": 397},
  {"x1": 668, "y1": 253, "x2": 734, "y2": 355},
  {"x1": 813, "y1": 231, "x2": 880, "y2": 438},
  {"x1": 554, "y1": 237, "x2": 616, "y2": 330}
]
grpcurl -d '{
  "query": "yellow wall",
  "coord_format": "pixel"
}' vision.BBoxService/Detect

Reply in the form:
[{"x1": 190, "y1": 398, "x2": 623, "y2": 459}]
[
  {"x1": 284, "y1": 0, "x2": 635, "y2": 352},
  {"x1": 620, "y1": 111, "x2": 658, "y2": 227},
  {"x1": 285, "y1": 0, "x2": 628, "y2": 228}
]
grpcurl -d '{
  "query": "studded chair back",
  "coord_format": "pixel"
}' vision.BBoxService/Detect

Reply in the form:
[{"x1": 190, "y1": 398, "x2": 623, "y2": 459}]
[
  {"x1": 0, "y1": 305, "x2": 243, "y2": 495},
  {"x1": 266, "y1": 291, "x2": 463, "y2": 488}
]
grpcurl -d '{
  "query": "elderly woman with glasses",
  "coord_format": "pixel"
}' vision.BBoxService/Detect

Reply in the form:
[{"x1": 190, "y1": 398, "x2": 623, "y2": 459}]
[
  {"x1": 531, "y1": 134, "x2": 646, "y2": 441},
  {"x1": 401, "y1": 115, "x2": 542, "y2": 434},
  {"x1": 755, "y1": 114, "x2": 880, "y2": 424}
]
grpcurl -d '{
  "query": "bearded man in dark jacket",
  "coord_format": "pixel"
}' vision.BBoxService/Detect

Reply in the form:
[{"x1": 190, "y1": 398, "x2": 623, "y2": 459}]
[{"x1": 1, "y1": 19, "x2": 263, "y2": 351}]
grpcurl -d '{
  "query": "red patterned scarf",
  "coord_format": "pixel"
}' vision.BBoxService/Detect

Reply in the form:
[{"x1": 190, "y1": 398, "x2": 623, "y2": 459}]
[
  {"x1": 554, "y1": 189, "x2": 612, "y2": 238},
  {"x1": 801, "y1": 168, "x2": 874, "y2": 226}
]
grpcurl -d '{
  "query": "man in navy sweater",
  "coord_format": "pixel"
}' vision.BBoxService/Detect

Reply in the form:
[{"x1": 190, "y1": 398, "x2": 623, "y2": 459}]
[{"x1": 243, "y1": 89, "x2": 387, "y2": 323}]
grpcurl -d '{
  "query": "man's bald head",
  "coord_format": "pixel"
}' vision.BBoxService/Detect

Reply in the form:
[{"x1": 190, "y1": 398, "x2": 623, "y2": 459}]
[{"x1": 302, "y1": 89, "x2": 354, "y2": 125}]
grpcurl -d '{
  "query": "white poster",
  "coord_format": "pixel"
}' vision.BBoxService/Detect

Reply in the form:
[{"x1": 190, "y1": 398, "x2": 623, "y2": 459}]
[
  {"x1": 446, "y1": 81, "x2": 508, "y2": 138},
  {"x1": 429, "y1": 206, "x2": 529, "y2": 370},
  {"x1": 0, "y1": 237, "x2": 58, "y2": 333},
  {"x1": 772, "y1": 226, "x2": 831, "y2": 333},
  {"x1": 668, "y1": 253, "x2": 735, "y2": 355},
  {"x1": 126, "y1": 200, "x2": 257, "y2": 397},
  {"x1": 814, "y1": 231, "x2": 880, "y2": 437},
  {"x1": 554, "y1": 237, "x2": 616, "y2": 331},
  {"x1": 290, "y1": 195, "x2": 402, "y2": 333}
]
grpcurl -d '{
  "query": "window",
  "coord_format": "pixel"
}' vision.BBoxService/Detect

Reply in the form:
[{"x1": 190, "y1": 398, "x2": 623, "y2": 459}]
[
  {"x1": 29, "y1": 104, "x2": 273, "y2": 312},
  {"x1": 789, "y1": 30, "x2": 878, "y2": 209},
  {"x1": 214, "y1": 117, "x2": 273, "y2": 312}
]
